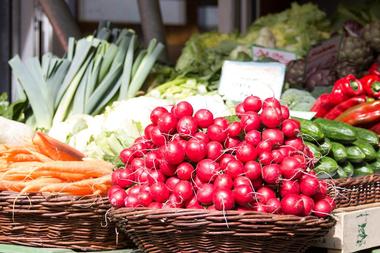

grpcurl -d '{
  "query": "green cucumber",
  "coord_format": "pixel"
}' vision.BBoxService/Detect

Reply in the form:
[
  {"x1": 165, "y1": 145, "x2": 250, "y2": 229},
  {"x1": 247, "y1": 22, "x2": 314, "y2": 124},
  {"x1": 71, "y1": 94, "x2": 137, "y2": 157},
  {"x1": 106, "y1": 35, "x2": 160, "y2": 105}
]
[
  {"x1": 320, "y1": 138, "x2": 332, "y2": 155},
  {"x1": 370, "y1": 159, "x2": 380, "y2": 172},
  {"x1": 331, "y1": 142, "x2": 347, "y2": 163},
  {"x1": 353, "y1": 139, "x2": 377, "y2": 161},
  {"x1": 314, "y1": 157, "x2": 338, "y2": 178},
  {"x1": 305, "y1": 142, "x2": 322, "y2": 159},
  {"x1": 296, "y1": 118, "x2": 324, "y2": 142},
  {"x1": 346, "y1": 146, "x2": 366, "y2": 163},
  {"x1": 314, "y1": 118, "x2": 356, "y2": 142},
  {"x1": 342, "y1": 162, "x2": 354, "y2": 177},
  {"x1": 353, "y1": 127, "x2": 379, "y2": 147},
  {"x1": 354, "y1": 163, "x2": 375, "y2": 176},
  {"x1": 336, "y1": 167, "x2": 348, "y2": 178}
]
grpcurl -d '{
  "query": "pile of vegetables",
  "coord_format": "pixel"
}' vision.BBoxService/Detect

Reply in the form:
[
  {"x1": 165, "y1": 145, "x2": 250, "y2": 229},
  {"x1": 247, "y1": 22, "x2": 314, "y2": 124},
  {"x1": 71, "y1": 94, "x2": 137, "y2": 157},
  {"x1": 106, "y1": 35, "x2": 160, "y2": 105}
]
[
  {"x1": 9, "y1": 23, "x2": 163, "y2": 129},
  {"x1": 298, "y1": 118, "x2": 380, "y2": 178},
  {"x1": 109, "y1": 96, "x2": 335, "y2": 218}
]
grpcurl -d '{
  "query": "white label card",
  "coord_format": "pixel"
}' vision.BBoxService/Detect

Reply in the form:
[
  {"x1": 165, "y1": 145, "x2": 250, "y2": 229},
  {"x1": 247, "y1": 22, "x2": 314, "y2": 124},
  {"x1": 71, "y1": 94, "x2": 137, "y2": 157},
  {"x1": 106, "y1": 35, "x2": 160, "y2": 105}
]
[{"x1": 218, "y1": 61, "x2": 286, "y2": 103}]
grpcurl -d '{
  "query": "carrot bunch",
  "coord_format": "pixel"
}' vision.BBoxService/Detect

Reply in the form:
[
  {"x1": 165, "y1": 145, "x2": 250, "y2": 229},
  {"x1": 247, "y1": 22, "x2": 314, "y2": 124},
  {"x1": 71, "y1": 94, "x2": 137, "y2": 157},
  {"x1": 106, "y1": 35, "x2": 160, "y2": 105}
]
[{"x1": 0, "y1": 132, "x2": 113, "y2": 196}]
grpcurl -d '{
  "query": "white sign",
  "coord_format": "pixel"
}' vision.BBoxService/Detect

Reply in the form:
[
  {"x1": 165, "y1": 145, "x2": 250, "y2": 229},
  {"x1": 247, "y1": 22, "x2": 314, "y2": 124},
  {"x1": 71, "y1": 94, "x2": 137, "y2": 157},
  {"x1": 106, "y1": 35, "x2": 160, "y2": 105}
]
[
  {"x1": 218, "y1": 61, "x2": 286, "y2": 103},
  {"x1": 252, "y1": 46, "x2": 296, "y2": 64}
]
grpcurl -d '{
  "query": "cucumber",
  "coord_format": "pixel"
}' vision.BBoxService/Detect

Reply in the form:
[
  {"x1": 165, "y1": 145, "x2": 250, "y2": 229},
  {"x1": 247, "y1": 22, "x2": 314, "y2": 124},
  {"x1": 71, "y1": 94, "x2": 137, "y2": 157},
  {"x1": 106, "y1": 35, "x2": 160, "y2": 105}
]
[
  {"x1": 353, "y1": 127, "x2": 379, "y2": 146},
  {"x1": 305, "y1": 142, "x2": 322, "y2": 159},
  {"x1": 370, "y1": 159, "x2": 380, "y2": 172},
  {"x1": 353, "y1": 139, "x2": 377, "y2": 161},
  {"x1": 377, "y1": 149, "x2": 380, "y2": 160},
  {"x1": 296, "y1": 118, "x2": 324, "y2": 142},
  {"x1": 314, "y1": 157, "x2": 339, "y2": 178},
  {"x1": 314, "y1": 118, "x2": 356, "y2": 142},
  {"x1": 320, "y1": 138, "x2": 332, "y2": 155},
  {"x1": 342, "y1": 162, "x2": 354, "y2": 177},
  {"x1": 346, "y1": 146, "x2": 366, "y2": 163},
  {"x1": 331, "y1": 142, "x2": 347, "y2": 163},
  {"x1": 336, "y1": 167, "x2": 348, "y2": 178},
  {"x1": 354, "y1": 163, "x2": 375, "y2": 176}
]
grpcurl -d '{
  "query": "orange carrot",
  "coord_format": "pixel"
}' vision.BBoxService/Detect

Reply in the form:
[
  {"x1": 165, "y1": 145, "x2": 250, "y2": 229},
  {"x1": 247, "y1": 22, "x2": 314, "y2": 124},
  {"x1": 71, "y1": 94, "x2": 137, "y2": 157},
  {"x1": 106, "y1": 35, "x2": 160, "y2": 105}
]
[
  {"x1": 20, "y1": 177, "x2": 63, "y2": 193},
  {"x1": 39, "y1": 160, "x2": 113, "y2": 176}
]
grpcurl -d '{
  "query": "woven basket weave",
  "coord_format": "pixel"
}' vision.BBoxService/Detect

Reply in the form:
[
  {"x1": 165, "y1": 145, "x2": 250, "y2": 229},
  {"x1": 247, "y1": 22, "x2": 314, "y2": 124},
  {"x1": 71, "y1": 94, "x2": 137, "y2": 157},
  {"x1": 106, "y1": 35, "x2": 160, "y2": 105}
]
[
  {"x1": 0, "y1": 191, "x2": 132, "y2": 251},
  {"x1": 328, "y1": 174, "x2": 380, "y2": 208},
  {"x1": 111, "y1": 207, "x2": 336, "y2": 253}
]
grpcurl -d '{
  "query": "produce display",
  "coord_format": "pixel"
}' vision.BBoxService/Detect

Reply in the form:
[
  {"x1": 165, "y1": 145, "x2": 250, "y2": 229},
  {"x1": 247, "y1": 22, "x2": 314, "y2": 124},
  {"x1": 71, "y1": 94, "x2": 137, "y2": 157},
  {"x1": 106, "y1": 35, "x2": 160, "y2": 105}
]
[{"x1": 109, "y1": 96, "x2": 335, "y2": 218}]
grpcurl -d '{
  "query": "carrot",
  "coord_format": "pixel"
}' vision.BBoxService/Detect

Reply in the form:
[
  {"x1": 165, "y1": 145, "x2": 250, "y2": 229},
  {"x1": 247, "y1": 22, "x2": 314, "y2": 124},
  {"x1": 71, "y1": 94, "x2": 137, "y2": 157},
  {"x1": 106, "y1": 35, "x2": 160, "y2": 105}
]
[
  {"x1": 39, "y1": 160, "x2": 113, "y2": 177},
  {"x1": 0, "y1": 180, "x2": 28, "y2": 192},
  {"x1": 33, "y1": 132, "x2": 85, "y2": 161},
  {"x1": 20, "y1": 177, "x2": 63, "y2": 193},
  {"x1": 5, "y1": 153, "x2": 40, "y2": 162}
]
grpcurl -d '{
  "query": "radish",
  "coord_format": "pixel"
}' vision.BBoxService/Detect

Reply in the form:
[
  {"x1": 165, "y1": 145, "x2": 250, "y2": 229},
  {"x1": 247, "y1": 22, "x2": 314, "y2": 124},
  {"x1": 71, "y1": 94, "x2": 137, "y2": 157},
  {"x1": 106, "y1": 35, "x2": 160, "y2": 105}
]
[
  {"x1": 260, "y1": 107, "x2": 281, "y2": 128},
  {"x1": 266, "y1": 198, "x2": 281, "y2": 213},
  {"x1": 233, "y1": 184, "x2": 254, "y2": 206},
  {"x1": 207, "y1": 124, "x2": 227, "y2": 143},
  {"x1": 257, "y1": 186, "x2": 276, "y2": 204},
  {"x1": 236, "y1": 142, "x2": 257, "y2": 162},
  {"x1": 174, "y1": 180, "x2": 193, "y2": 201},
  {"x1": 194, "y1": 109, "x2": 214, "y2": 128},
  {"x1": 213, "y1": 189, "x2": 235, "y2": 210},
  {"x1": 214, "y1": 174, "x2": 234, "y2": 190},
  {"x1": 144, "y1": 124, "x2": 155, "y2": 139},
  {"x1": 186, "y1": 196, "x2": 203, "y2": 209},
  {"x1": 150, "y1": 182, "x2": 170, "y2": 203},
  {"x1": 280, "y1": 180, "x2": 300, "y2": 197},
  {"x1": 256, "y1": 140, "x2": 274, "y2": 153},
  {"x1": 262, "y1": 164, "x2": 280, "y2": 184},
  {"x1": 150, "y1": 127, "x2": 166, "y2": 146},
  {"x1": 252, "y1": 178, "x2": 263, "y2": 189},
  {"x1": 150, "y1": 106, "x2": 168, "y2": 125},
  {"x1": 243, "y1": 95, "x2": 262, "y2": 112},
  {"x1": 159, "y1": 160, "x2": 176, "y2": 177},
  {"x1": 262, "y1": 97, "x2": 281, "y2": 110},
  {"x1": 207, "y1": 205, "x2": 216, "y2": 210},
  {"x1": 135, "y1": 168, "x2": 151, "y2": 184},
  {"x1": 108, "y1": 185, "x2": 122, "y2": 199},
  {"x1": 285, "y1": 138, "x2": 305, "y2": 151},
  {"x1": 127, "y1": 185, "x2": 141, "y2": 195},
  {"x1": 214, "y1": 117, "x2": 229, "y2": 130},
  {"x1": 197, "y1": 183, "x2": 214, "y2": 205},
  {"x1": 148, "y1": 202, "x2": 163, "y2": 209},
  {"x1": 262, "y1": 129, "x2": 284, "y2": 146},
  {"x1": 281, "y1": 119, "x2": 300, "y2": 138},
  {"x1": 111, "y1": 168, "x2": 135, "y2": 188},
  {"x1": 280, "y1": 157, "x2": 302, "y2": 179},
  {"x1": 185, "y1": 139, "x2": 207, "y2": 162},
  {"x1": 206, "y1": 141, "x2": 223, "y2": 160},
  {"x1": 145, "y1": 151, "x2": 160, "y2": 169},
  {"x1": 120, "y1": 148, "x2": 135, "y2": 164},
  {"x1": 323, "y1": 196, "x2": 336, "y2": 209},
  {"x1": 130, "y1": 142, "x2": 147, "y2": 157},
  {"x1": 109, "y1": 189, "x2": 127, "y2": 208},
  {"x1": 234, "y1": 176, "x2": 252, "y2": 187},
  {"x1": 173, "y1": 101, "x2": 193, "y2": 118},
  {"x1": 124, "y1": 194, "x2": 140, "y2": 207},
  {"x1": 148, "y1": 169, "x2": 166, "y2": 184},
  {"x1": 177, "y1": 116, "x2": 198, "y2": 136},
  {"x1": 162, "y1": 141, "x2": 185, "y2": 165},
  {"x1": 235, "y1": 103, "x2": 245, "y2": 116},
  {"x1": 225, "y1": 159, "x2": 244, "y2": 179},
  {"x1": 245, "y1": 130, "x2": 261, "y2": 146},
  {"x1": 165, "y1": 194, "x2": 184, "y2": 208},
  {"x1": 278, "y1": 147, "x2": 291, "y2": 157},
  {"x1": 196, "y1": 159, "x2": 221, "y2": 183},
  {"x1": 194, "y1": 132, "x2": 209, "y2": 143},
  {"x1": 193, "y1": 176, "x2": 204, "y2": 190},
  {"x1": 176, "y1": 162, "x2": 194, "y2": 180},
  {"x1": 299, "y1": 175, "x2": 319, "y2": 196},
  {"x1": 271, "y1": 149, "x2": 285, "y2": 163},
  {"x1": 227, "y1": 121, "x2": 242, "y2": 137},
  {"x1": 244, "y1": 161, "x2": 261, "y2": 181},
  {"x1": 219, "y1": 154, "x2": 235, "y2": 169},
  {"x1": 176, "y1": 139, "x2": 188, "y2": 150},
  {"x1": 313, "y1": 199, "x2": 332, "y2": 218},
  {"x1": 258, "y1": 151, "x2": 273, "y2": 166},
  {"x1": 241, "y1": 112, "x2": 261, "y2": 132},
  {"x1": 157, "y1": 112, "x2": 178, "y2": 134},
  {"x1": 166, "y1": 177, "x2": 180, "y2": 191},
  {"x1": 138, "y1": 190, "x2": 153, "y2": 207},
  {"x1": 280, "y1": 105, "x2": 290, "y2": 119},
  {"x1": 131, "y1": 157, "x2": 145, "y2": 170},
  {"x1": 253, "y1": 203, "x2": 267, "y2": 212},
  {"x1": 300, "y1": 195, "x2": 314, "y2": 216},
  {"x1": 315, "y1": 181, "x2": 328, "y2": 199},
  {"x1": 225, "y1": 137, "x2": 241, "y2": 149},
  {"x1": 281, "y1": 194, "x2": 304, "y2": 216}
]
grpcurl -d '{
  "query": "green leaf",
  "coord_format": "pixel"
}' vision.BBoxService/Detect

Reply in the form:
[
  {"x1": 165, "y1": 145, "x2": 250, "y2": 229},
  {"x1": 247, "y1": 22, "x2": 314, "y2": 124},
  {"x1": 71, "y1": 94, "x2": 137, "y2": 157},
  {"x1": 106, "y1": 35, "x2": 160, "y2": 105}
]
[{"x1": 118, "y1": 34, "x2": 136, "y2": 100}]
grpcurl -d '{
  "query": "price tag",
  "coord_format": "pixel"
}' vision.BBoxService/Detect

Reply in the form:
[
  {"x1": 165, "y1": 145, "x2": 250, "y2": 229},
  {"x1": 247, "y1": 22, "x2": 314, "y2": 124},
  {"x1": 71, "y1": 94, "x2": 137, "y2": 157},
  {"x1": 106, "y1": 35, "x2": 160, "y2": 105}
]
[
  {"x1": 218, "y1": 60, "x2": 286, "y2": 103},
  {"x1": 252, "y1": 46, "x2": 296, "y2": 64}
]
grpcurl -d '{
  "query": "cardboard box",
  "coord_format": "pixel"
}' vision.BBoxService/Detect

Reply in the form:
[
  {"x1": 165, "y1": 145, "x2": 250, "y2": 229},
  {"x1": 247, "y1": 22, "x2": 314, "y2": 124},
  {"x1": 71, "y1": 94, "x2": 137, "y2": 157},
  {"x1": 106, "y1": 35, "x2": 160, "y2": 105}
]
[{"x1": 314, "y1": 204, "x2": 380, "y2": 253}]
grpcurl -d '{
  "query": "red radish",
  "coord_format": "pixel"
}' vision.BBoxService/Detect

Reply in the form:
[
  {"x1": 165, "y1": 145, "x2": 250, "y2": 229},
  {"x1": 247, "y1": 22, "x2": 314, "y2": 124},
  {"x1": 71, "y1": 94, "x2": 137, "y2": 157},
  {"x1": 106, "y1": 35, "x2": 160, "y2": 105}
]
[
  {"x1": 176, "y1": 139, "x2": 188, "y2": 150},
  {"x1": 131, "y1": 157, "x2": 144, "y2": 170},
  {"x1": 159, "y1": 161, "x2": 176, "y2": 177},
  {"x1": 281, "y1": 119, "x2": 300, "y2": 138},
  {"x1": 145, "y1": 151, "x2": 160, "y2": 169},
  {"x1": 194, "y1": 132, "x2": 209, "y2": 143},
  {"x1": 281, "y1": 105, "x2": 290, "y2": 119},
  {"x1": 144, "y1": 124, "x2": 155, "y2": 139},
  {"x1": 148, "y1": 169, "x2": 166, "y2": 184},
  {"x1": 206, "y1": 141, "x2": 223, "y2": 160},
  {"x1": 174, "y1": 180, "x2": 193, "y2": 201},
  {"x1": 285, "y1": 138, "x2": 305, "y2": 151},
  {"x1": 177, "y1": 116, "x2": 198, "y2": 136},
  {"x1": 176, "y1": 162, "x2": 194, "y2": 180},
  {"x1": 127, "y1": 185, "x2": 141, "y2": 195},
  {"x1": 256, "y1": 140, "x2": 274, "y2": 153},
  {"x1": 141, "y1": 185, "x2": 150, "y2": 193},
  {"x1": 315, "y1": 181, "x2": 328, "y2": 199},
  {"x1": 280, "y1": 180, "x2": 300, "y2": 197},
  {"x1": 281, "y1": 194, "x2": 304, "y2": 215},
  {"x1": 213, "y1": 189, "x2": 235, "y2": 210},
  {"x1": 112, "y1": 168, "x2": 135, "y2": 188},
  {"x1": 252, "y1": 178, "x2": 263, "y2": 189},
  {"x1": 253, "y1": 203, "x2": 267, "y2": 212},
  {"x1": 262, "y1": 129, "x2": 284, "y2": 146},
  {"x1": 280, "y1": 157, "x2": 302, "y2": 179},
  {"x1": 278, "y1": 147, "x2": 292, "y2": 157},
  {"x1": 109, "y1": 189, "x2": 127, "y2": 208},
  {"x1": 157, "y1": 112, "x2": 178, "y2": 134},
  {"x1": 197, "y1": 183, "x2": 214, "y2": 205},
  {"x1": 236, "y1": 142, "x2": 257, "y2": 162},
  {"x1": 266, "y1": 198, "x2": 281, "y2": 213},
  {"x1": 241, "y1": 112, "x2": 261, "y2": 132},
  {"x1": 225, "y1": 137, "x2": 241, "y2": 149},
  {"x1": 166, "y1": 177, "x2": 180, "y2": 191},
  {"x1": 235, "y1": 103, "x2": 245, "y2": 116},
  {"x1": 299, "y1": 175, "x2": 319, "y2": 196},
  {"x1": 214, "y1": 174, "x2": 234, "y2": 190},
  {"x1": 207, "y1": 124, "x2": 227, "y2": 143},
  {"x1": 245, "y1": 130, "x2": 261, "y2": 146},
  {"x1": 173, "y1": 101, "x2": 193, "y2": 118},
  {"x1": 219, "y1": 154, "x2": 235, "y2": 169},
  {"x1": 243, "y1": 95, "x2": 262, "y2": 112},
  {"x1": 234, "y1": 176, "x2": 252, "y2": 188},
  {"x1": 135, "y1": 168, "x2": 151, "y2": 184},
  {"x1": 124, "y1": 194, "x2": 140, "y2": 207},
  {"x1": 120, "y1": 148, "x2": 134, "y2": 164},
  {"x1": 262, "y1": 164, "x2": 280, "y2": 184},
  {"x1": 150, "y1": 106, "x2": 168, "y2": 125},
  {"x1": 300, "y1": 195, "x2": 314, "y2": 216},
  {"x1": 207, "y1": 205, "x2": 216, "y2": 210},
  {"x1": 271, "y1": 149, "x2": 285, "y2": 163},
  {"x1": 108, "y1": 185, "x2": 122, "y2": 199},
  {"x1": 193, "y1": 176, "x2": 204, "y2": 190},
  {"x1": 162, "y1": 141, "x2": 185, "y2": 165},
  {"x1": 186, "y1": 196, "x2": 203, "y2": 209},
  {"x1": 150, "y1": 127, "x2": 166, "y2": 146},
  {"x1": 258, "y1": 151, "x2": 273, "y2": 166},
  {"x1": 214, "y1": 117, "x2": 229, "y2": 130},
  {"x1": 233, "y1": 184, "x2": 254, "y2": 206},
  {"x1": 262, "y1": 97, "x2": 281, "y2": 110},
  {"x1": 260, "y1": 107, "x2": 281, "y2": 128},
  {"x1": 185, "y1": 139, "x2": 207, "y2": 162},
  {"x1": 227, "y1": 122, "x2": 242, "y2": 137},
  {"x1": 196, "y1": 159, "x2": 221, "y2": 183},
  {"x1": 225, "y1": 159, "x2": 244, "y2": 179},
  {"x1": 131, "y1": 143, "x2": 147, "y2": 157},
  {"x1": 150, "y1": 182, "x2": 170, "y2": 203},
  {"x1": 165, "y1": 194, "x2": 184, "y2": 208},
  {"x1": 244, "y1": 161, "x2": 261, "y2": 181},
  {"x1": 257, "y1": 186, "x2": 276, "y2": 204},
  {"x1": 138, "y1": 191, "x2": 153, "y2": 207},
  {"x1": 148, "y1": 202, "x2": 163, "y2": 209},
  {"x1": 194, "y1": 109, "x2": 214, "y2": 128},
  {"x1": 313, "y1": 199, "x2": 332, "y2": 218},
  {"x1": 324, "y1": 196, "x2": 336, "y2": 209}
]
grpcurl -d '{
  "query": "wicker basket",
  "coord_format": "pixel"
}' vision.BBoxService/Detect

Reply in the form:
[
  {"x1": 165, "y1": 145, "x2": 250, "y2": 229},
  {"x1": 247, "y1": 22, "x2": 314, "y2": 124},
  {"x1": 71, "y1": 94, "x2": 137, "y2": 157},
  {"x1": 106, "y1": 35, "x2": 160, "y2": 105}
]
[
  {"x1": 328, "y1": 174, "x2": 380, "y2": 208},
  {"x1": 0, "y1": 191, "x2": 133, "y2": 251},
  {"x1": 110, "y1": 207, "x2": 336, "y2": 253}
]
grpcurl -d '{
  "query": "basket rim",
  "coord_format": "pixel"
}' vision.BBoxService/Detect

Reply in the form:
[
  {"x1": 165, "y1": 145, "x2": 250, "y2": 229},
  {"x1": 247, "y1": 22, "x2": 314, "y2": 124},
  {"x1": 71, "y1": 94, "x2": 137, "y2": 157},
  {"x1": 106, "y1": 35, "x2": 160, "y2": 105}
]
[{"x1": 327, "y1": 174, "x2": 380, "y2": 186}]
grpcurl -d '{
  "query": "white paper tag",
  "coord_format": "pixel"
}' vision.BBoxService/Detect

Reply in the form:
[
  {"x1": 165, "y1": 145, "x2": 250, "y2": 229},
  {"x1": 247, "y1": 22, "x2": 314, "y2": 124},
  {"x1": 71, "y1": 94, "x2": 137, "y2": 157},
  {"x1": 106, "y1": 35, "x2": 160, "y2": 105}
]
[
  {"x1": 252, "y1": 46, "x2": 296, "y2": 64},
  {"x1": 289, "y1": 110, "x2": 316, "y2": 120},
  {"x1": 218, "y1": 61, "x2": 286, "y2": 103}
]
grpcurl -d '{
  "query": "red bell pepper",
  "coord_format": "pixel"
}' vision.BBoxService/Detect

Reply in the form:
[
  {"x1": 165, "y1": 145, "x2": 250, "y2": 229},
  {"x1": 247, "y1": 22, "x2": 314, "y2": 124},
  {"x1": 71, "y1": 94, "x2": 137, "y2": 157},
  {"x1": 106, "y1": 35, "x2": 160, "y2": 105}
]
[
  {"x1": 335, "y1": 100, "x2": 380, "y2": 126},
  {"x1": 360, "y1": 74, "x2": 380, "y2": 99},
  {"x1": 369, "y1": 63, "x2": 380, "y2": 77},
  {"x1": 334, "y1": 74, "x2": 363, "y2": 98},
  {"x1": 330, "y1": 83, "x2": 347, "y2": 105},
  {"x1": 310, "y1": 93, "x2": 335, "y2": 118},
  {"x1": 324, "y1": 95, "x2": 367, "y2": 120}
]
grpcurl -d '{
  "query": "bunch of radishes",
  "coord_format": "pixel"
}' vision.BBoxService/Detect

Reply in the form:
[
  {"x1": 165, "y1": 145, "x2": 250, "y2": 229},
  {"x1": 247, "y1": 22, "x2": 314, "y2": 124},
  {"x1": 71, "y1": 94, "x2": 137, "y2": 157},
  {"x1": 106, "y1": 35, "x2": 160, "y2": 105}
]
[{"x1": 109, "y1": 96, "x2": 335, "y2": 218}]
